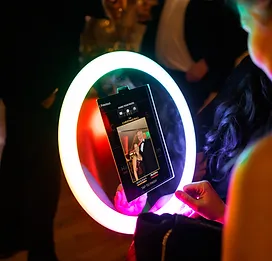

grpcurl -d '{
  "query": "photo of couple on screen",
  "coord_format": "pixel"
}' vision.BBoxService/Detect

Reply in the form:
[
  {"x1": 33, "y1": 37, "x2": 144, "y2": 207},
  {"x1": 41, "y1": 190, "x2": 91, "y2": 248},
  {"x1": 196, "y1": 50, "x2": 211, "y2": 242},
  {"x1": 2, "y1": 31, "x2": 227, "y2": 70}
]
[{"x1": 117, "y1": 118, "x2": 159, "y2": 183}]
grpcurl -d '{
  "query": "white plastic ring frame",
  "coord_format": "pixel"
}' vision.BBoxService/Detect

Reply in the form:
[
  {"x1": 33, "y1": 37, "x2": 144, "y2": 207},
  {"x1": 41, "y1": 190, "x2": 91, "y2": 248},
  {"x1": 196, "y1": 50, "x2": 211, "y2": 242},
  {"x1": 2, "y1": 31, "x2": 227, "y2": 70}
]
[{"x1": 58, "y1": 51, "x2": 196, "y2": 234}]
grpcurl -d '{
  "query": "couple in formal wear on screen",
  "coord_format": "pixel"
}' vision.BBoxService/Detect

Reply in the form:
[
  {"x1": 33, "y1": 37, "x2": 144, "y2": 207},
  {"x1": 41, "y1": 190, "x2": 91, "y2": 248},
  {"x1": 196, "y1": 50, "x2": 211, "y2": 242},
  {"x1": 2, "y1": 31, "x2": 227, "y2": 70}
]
[{"x1": 131, "y1": 130, "x2": 158, "y2": 181}]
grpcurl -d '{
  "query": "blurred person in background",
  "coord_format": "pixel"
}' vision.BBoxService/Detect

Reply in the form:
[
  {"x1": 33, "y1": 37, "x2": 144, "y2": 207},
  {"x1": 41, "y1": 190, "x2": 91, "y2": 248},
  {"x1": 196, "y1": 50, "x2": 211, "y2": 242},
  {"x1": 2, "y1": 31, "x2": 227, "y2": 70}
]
[
  {"x1": 140, "y1": 0, "x2": 248, "y2": 114},
  {"x1": 79, "y1": 0, "x2": 151, "y2": 65},
  {"x1": 0, "y1": 1, "x2": 105, "y2": 261},
  {"x1": 176, "y1": 0, "x2": 272, "y2": 258}
]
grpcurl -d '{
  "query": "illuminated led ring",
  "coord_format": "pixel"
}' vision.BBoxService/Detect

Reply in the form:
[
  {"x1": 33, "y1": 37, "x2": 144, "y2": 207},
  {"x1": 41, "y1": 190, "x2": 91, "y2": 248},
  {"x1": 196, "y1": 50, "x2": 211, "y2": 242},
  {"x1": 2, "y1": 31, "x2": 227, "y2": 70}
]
[{"x1": 58, "y1": 51, "x2": 196, "y2": 234}]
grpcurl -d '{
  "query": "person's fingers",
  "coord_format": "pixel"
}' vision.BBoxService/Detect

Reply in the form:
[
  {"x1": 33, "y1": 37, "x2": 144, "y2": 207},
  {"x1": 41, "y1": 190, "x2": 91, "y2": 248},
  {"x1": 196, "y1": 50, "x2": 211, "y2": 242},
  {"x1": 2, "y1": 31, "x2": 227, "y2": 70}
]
[
  {"x1": 137, "y1": 194, "x2": 147, "y2": 204},
  {"x1": 183, "y1": 182, "x2": 203, "y2": 196},
  {"x1": 188, "y1": 211, "x2": 201, "y2": 219},
  {"x1": 179, "y1": 203, "x2": 193, "y2": 216},
  {"x1": 121, "y1": 193, "x2": 128, "y2": 206},
  {"x1": 118, "y1": 205, "x2": 131, "y2": 215},
  {"x1": 117, "y1": 184, "x2": 123, "y2": 192},
  {"x1": 175, "y1": 191, "x2": 199, "y2": 212},
  {"x1": 115, "y1": 191, "x2": 122, "y2": 206}
]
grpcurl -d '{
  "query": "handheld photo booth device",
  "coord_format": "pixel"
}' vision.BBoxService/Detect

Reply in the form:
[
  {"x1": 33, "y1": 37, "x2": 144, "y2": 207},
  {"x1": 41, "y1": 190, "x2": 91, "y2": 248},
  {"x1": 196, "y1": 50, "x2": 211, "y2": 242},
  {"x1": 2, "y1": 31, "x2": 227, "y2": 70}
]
[
  {"x1": 97, "y1": 84, "x2": 175, "y2": 203},
  {"x1": 58, "y1": 51, "x2": 196, "y2": 235}
]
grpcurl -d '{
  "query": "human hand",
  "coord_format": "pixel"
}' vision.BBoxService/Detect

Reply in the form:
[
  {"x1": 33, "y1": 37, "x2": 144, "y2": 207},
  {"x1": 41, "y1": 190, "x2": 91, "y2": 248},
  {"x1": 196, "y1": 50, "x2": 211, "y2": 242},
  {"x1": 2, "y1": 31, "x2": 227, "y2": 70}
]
[
  {"x1": 114, "y1": 184, "x2": 147, "y2": 216},
  {"x1": 193, "y1": 152, "x2": 207, "y2": 181},
  {"x1": 175, "y1": 181, "x2": 226, "y2": 224},
  {"x1": 186, "y1": 59, "x2": 208, "y2": 82},
  {"x1": 149, "y1": 194, "x2": 200, "y2": 217},
  {"x1": 178, "y1": 201, "x2": 201, "y2": 219}
]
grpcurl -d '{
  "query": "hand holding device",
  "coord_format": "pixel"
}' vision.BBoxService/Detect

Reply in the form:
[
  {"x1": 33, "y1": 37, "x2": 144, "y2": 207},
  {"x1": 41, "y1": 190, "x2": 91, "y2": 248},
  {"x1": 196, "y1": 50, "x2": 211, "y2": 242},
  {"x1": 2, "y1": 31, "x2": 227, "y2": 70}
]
[
  {"x1": 175, "y1": 181, "x2": 226, "y2": 224},
  {"x1": 114, "y1": 184, "x2": 147, "y2": 216}
]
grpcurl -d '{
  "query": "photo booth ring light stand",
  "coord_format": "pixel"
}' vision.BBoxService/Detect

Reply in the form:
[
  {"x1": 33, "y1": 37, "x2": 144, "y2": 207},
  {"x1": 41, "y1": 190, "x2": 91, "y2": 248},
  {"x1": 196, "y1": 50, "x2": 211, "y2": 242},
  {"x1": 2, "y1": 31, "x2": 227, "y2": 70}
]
[{"x1": 58, "y1": 51, "x2": 196, "y2": 235}]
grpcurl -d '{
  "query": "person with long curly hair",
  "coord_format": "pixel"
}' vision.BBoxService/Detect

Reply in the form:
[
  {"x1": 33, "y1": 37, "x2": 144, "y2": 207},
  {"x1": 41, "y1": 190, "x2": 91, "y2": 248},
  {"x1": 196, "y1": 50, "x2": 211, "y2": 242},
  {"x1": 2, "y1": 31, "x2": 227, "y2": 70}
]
[
  {"x1": 175, "y1": 0, "x2": 272, "y2": 258},
  {"x1": 203, "y1": 56, "x2": 272, "y2": 203}
]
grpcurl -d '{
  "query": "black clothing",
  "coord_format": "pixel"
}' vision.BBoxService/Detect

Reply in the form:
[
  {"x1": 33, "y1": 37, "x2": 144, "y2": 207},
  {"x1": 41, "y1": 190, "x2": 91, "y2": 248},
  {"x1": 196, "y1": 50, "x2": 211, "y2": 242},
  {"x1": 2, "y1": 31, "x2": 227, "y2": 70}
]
[
  {"x1": 0, "y1": 1, "x2": 105, "y2": 259},
  {"x1": 141, "y1": 0, "x2": 248, "y2": 112}
]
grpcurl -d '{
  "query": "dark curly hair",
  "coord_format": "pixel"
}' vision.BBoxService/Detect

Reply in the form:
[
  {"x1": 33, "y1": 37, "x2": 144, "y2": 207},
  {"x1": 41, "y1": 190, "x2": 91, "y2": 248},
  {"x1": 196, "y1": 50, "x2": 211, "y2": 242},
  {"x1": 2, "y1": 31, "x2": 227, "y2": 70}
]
[{"x1": 204, "y1": 57, "x2": 272, "y2": 183}]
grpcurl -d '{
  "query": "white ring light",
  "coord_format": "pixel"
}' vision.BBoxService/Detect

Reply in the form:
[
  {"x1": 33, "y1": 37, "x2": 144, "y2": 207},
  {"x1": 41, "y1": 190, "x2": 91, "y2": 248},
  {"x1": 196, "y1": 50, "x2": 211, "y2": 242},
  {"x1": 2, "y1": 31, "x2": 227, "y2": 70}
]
[{"x1": 58, "y1": 51, "x2": 196, "y2": 235}]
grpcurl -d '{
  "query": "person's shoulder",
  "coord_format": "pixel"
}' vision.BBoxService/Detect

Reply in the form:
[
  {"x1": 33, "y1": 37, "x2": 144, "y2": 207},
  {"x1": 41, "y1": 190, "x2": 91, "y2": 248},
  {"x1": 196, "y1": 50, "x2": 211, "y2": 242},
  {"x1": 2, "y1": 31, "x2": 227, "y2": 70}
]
[
  {"x1": 247, "y1": 135, "x2": 272, "y2": 163},
  {"x1": 257, "y1": 135, "x2": 272, "y2": 146},
  {"x1": 234, "y1": 135, "x2": 272, "y2": 182}
]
